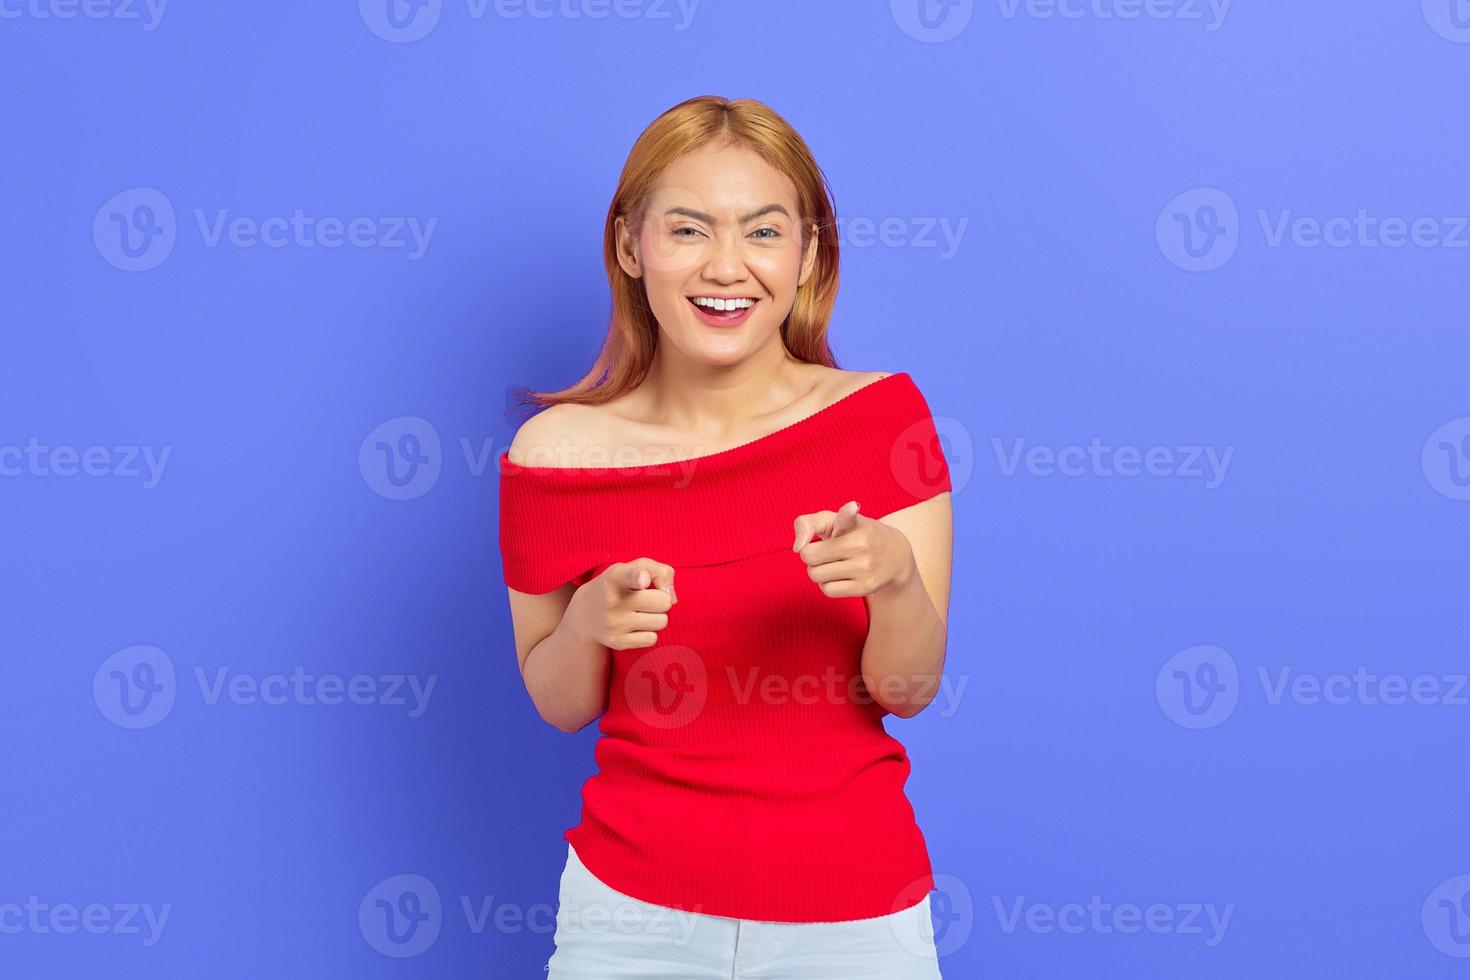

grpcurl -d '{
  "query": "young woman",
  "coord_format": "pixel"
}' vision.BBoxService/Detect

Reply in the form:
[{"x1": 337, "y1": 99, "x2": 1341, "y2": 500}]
[{"x1": 499, "y1": 95, "x2": 954, "y2": 979}]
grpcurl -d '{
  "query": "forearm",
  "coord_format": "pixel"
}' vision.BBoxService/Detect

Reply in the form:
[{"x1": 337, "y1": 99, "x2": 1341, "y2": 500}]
[
  {"x1": 860, "y1": 569, "x2": 947, "y2": 719},
  {"x1": 521, "y1": 617, "x2": 611, "y2": 733}
]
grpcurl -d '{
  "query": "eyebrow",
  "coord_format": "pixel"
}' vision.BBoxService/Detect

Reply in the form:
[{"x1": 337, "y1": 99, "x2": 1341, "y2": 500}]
[{"x1": 663, "y1": 204, "x2": 792, "y2": 224}]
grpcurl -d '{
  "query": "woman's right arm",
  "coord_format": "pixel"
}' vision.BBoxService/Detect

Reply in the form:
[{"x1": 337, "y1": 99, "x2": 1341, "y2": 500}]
[
  {"x1": 508, "y1": 561, "x2": 677, "y2": 733},
  {"x1": 507, "y1": 584, "x2": 610, "y2": 733},
  {"x1": 504, "y1": 406, "x2": 676, "y2": 731}
]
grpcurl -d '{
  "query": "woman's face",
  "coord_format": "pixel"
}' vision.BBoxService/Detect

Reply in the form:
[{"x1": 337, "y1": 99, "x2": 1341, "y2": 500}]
[{"x1": 616, "y1": 142, "x2": 819, "y2": 368}]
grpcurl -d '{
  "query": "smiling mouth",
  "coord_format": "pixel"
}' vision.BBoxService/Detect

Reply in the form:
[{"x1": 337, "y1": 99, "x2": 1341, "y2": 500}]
[{"x1": 687, "y1": 296, "x2": 759, "y2": 325}]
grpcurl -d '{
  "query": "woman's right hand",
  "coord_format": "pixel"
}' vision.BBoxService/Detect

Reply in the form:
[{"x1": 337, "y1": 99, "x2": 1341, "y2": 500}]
[{"x1": 565, "y1": 558, "x2": 677, "y2": 650}]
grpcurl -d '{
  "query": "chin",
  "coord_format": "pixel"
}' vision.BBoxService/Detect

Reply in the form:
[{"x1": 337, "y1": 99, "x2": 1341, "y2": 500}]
[{"x1": 693, "y1": 342, "x2": 750, "y2": 366}]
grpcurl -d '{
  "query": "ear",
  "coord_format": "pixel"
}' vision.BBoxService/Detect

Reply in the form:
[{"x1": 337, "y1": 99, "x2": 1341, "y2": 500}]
[
  {"x1": 796, "y1": 220, "x2": 820, "y2": 288},
  {"x1": 614, "y1": 214, "x2": 643, "y2": 280}
]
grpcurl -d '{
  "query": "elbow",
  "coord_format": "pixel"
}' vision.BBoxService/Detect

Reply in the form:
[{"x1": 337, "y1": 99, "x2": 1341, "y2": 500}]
[
  {"x1": 522, "y1": 671, "x2": 597, "y2": 733},
  {"x1": 539, "y1": 706, "x2": 588, "y2": 734},
  {"x1": 864, "y1": 669, "x2": 936, "y2": 719},
  {"x1": 536, "y1": 700, "x2": 600, "y2": 734},
  {"x1": 885, "y1": 698, "x2": 929, "y2": 720}
]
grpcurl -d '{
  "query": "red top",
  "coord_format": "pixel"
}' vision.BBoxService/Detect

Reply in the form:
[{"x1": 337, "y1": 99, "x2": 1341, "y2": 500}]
[{"x1": 497, "y1": 371, "x2": 953, "y2": 923}]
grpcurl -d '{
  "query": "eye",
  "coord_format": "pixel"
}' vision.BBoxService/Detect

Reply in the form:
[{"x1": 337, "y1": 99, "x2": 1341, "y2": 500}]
[
  {"x1": 751, "y1": 227, "x2": 781, "y2": 240},
  {"x1": 672, "y1": 226, "x2": 704, "y2": 238}
]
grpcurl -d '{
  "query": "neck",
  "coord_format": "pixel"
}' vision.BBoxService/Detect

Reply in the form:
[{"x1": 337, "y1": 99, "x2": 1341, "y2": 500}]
[{"x1": 640, "y1": 338, "x2": 815, "y2": 438}]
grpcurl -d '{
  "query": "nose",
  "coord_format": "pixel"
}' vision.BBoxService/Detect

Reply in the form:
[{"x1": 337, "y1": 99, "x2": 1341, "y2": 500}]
[{"x1": 700, "y1": 231, "x2": 748, "y2": 284}]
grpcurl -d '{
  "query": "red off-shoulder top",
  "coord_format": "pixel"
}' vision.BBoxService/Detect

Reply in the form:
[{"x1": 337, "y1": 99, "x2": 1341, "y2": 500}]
[{"x1": 497, "y1": 371, "x2": 953, "y2": 923}]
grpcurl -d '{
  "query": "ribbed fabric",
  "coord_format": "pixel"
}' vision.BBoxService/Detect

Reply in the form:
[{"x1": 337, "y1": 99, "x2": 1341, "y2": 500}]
[{"x1": 497, "y1": 371, "x2": 952, "y2": 923}]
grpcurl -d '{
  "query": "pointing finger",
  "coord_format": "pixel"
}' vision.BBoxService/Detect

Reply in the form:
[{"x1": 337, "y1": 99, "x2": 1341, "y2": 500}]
[
  {"x1": 829, "y1": 500, "x2": 861, "y2": 537},
  {"x1": 792, "y1": 510, "x2": 836, "y2": 551},
  {"x1": 612, "y1": 564, "x2": 651, "y2": 591}
]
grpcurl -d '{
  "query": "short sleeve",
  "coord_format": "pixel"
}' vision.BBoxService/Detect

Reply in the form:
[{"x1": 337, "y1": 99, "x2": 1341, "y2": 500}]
[
  {"x1": 861, "y1": 375, "x2": 953, "y2": 517},
  {"x1": 498, "y1": 461, "x2": 613, "y2": 594}
]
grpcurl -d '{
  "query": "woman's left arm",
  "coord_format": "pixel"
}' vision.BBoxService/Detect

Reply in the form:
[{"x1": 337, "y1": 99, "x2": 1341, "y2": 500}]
[
  {"x1": 863, "y1": 492, "x2": 953, "y2": 718},
  {"x1": 792, "y1": 492, "x2": 954, "y2": 718}
]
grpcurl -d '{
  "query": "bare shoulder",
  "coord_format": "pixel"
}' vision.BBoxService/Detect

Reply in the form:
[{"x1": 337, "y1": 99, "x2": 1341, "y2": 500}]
[
  {"x1": 819, "y1": 368, "x2": 895, "y2": 402},
  {"x1": 507, "y1": 401, "x2": 618, "y2": 468}
]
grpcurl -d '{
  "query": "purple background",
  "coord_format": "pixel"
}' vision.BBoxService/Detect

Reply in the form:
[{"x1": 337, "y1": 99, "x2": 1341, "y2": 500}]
[{"x1": 4, "y1": 0, "x2": 1470, "y2": 976}]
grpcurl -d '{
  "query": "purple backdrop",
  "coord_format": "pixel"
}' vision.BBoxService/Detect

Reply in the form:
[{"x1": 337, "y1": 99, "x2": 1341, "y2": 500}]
[{"x1": 3, "y1": 1, "x2": 1470, "y2": 976}]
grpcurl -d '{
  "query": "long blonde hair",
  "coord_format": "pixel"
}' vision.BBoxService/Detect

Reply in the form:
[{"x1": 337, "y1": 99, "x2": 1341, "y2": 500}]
[{"x1": 515, "y1": 95, "x2": 842, "y2": 411}]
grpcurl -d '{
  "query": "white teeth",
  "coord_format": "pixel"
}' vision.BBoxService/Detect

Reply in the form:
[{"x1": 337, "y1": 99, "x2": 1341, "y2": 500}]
[{"x1": 691, "y1": 297, "x2": 755, "y2": 312}]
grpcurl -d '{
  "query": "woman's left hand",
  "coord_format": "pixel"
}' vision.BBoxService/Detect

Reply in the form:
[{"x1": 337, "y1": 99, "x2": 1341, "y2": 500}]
[{"x1": 791, "y1": 500, "x2": 916, "y2": 599}]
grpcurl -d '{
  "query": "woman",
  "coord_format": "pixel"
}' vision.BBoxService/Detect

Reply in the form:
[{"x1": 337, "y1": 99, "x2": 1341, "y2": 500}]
[{"x1": 499, "y1": 95, "x2": 954, "y2": 979}]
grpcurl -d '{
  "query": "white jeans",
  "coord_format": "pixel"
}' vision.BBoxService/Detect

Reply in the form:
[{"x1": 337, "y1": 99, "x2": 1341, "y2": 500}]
[{"x1": 545, "y1": 843, "x2": 944, "y2": 979}]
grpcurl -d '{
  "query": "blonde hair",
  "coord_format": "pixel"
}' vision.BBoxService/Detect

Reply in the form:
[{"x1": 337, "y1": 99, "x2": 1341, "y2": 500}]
[{"x1": 516, "y1": 95, "x2": 841, "y2": 410}]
